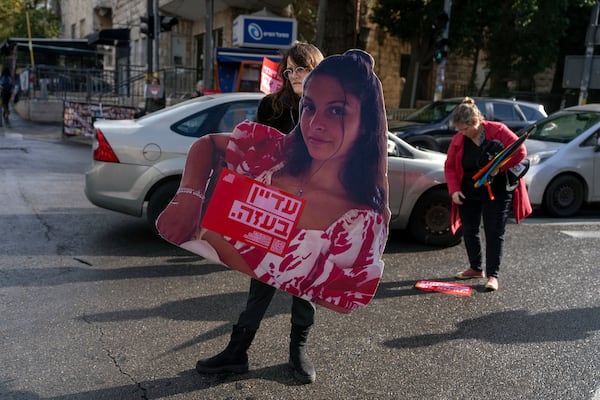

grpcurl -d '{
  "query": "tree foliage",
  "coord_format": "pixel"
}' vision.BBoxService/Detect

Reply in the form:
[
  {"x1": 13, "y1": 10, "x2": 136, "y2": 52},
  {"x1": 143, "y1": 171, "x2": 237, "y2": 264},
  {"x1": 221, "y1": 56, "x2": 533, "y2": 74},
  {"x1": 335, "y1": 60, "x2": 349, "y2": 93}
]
[
  {"x1": 371, "y1": 0, "x2": 597, "y2": 101},
  {"x1": 0, "y1": 0, "x2": 60, "y2": 40},
  {"x1": 370, "y1": 0, "x2": 446, "y2": 106}
]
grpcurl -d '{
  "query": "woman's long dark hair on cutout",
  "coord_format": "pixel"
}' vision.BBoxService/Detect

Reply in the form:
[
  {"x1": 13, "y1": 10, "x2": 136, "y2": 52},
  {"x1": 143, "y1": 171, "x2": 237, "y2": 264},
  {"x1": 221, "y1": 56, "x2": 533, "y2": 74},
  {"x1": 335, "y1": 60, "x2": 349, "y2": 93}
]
[{"x1": 285, "y1": 49, "x2": 388, "y2": 214}]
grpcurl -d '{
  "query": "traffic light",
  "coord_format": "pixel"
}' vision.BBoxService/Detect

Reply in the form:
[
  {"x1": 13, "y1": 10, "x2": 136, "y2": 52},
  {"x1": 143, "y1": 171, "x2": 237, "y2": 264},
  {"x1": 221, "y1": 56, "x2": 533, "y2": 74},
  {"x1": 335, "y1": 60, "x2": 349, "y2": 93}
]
[
  {"x1": 434, "y1": 38, "x2": 448, "y2": 63},
  {"x1": 159, "y1": 16, "x2": 178, "y2": 32},
  {"x1": 432, "y1": 11, "x2": 449, "y2": 64},
  {"x1": 140, "y1": 16, "x2": 154, "y2": 39}
]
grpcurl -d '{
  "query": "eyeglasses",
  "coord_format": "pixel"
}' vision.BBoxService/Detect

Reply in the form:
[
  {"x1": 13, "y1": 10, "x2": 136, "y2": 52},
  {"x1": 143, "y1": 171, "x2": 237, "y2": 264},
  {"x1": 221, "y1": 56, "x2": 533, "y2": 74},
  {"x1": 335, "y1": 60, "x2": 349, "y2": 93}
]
[{"x1": 282, "y1": 66, "x2": 309, "y2": 79}]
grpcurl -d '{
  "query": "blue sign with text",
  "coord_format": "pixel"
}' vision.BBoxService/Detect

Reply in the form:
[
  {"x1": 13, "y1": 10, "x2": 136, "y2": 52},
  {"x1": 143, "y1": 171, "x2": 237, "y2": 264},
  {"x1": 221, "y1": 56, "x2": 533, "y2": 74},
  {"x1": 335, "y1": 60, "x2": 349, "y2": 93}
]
[{"x1": 233, "y1": 16, "x2": 297, "y2": 49}]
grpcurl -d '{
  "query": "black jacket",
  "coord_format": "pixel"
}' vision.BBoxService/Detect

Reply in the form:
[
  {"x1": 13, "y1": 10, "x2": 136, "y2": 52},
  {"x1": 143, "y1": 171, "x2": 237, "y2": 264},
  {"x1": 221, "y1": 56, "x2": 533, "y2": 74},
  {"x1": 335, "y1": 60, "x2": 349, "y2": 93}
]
[{"x1": 256, "y1": 93, "x2": 300, "y2": 134}]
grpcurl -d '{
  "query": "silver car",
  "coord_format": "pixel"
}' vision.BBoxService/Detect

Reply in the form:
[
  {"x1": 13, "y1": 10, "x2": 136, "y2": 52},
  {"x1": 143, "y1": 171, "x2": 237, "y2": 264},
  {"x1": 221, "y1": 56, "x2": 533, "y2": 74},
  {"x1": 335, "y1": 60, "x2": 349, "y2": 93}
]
[
  {"x1": 85, "y1": 92, "x2": 460, "y2": 246},
  {"x1": 524, "y1": 104, "x2": 600, "y2": 217}
]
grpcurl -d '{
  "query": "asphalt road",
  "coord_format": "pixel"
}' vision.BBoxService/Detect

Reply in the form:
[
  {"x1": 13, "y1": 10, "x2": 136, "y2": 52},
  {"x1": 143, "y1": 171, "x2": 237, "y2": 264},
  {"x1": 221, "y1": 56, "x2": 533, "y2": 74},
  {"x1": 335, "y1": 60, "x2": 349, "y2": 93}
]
[{"x1": 1, "y1": 119, "x2": 599, "y2": 400}]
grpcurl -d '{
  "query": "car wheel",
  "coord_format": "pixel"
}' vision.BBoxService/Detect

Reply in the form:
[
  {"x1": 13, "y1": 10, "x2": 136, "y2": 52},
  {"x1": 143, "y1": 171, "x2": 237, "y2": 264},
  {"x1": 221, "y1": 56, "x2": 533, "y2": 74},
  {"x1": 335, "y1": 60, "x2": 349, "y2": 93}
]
[
  {"x1": 147, "y1": 180, "x2": 180, "y2": 229},
  {"x1": 543, "y1": 175, "x2": 584, "y2": 217},
  {"x1": 408, "y1": 189, "x2": 461, "y2": 247}
]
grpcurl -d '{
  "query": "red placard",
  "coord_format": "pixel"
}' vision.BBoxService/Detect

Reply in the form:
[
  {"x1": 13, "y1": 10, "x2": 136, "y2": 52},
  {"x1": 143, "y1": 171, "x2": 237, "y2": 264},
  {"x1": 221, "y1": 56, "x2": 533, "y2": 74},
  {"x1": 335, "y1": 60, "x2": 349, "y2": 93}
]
[
  {"x1": 260, "y1": 57, "x2": 282, "y2": 94},
  {"x1": 201, "y1": 169, "x2": 305, "y2": 256}
]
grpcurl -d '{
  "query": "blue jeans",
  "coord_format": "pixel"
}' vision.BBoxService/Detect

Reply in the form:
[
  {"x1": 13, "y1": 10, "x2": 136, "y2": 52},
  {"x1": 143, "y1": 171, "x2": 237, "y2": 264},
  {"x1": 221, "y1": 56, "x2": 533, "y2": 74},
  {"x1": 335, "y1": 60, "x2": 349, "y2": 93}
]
[
  {"x1": 237, "y1": 278, "x2": 316, "y2": 330},
  {"x1": 458, "y1": 192, "x2": 513, "y2": 278}
]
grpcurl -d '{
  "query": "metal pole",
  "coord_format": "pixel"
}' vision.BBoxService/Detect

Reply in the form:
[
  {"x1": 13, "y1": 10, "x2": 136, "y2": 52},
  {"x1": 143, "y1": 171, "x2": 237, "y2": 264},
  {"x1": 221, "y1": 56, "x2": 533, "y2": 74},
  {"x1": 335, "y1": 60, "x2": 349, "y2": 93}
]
[
  {"x1": 146, "y1": 0, "x2": 153, "y2": 78},
  {"x1": 203, "y1": 0, "x2": 214, "y2": 90},
  {"x1": 433, "y1": 0, "x2": 451, "y2": 101},
  {"x1": 153, "y1": 0, "x2": 159, "y2": 74},
  {"x1": 579, "y1": 1, "x2": 599, "y2": 105},
  {"x1": 25, "y1": 11, "x2": 35, "y2": 68}
]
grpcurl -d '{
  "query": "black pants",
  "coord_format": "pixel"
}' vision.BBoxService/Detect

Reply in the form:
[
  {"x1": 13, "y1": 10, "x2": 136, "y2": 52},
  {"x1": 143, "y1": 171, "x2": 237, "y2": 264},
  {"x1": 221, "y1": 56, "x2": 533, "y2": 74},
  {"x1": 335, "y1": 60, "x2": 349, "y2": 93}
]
[
  {"x1": 236, "y1": 278, "x2": 316, "y2": 331},
  {"x1": 458, "y1": 192, "x2": 513, "y2": 278}
]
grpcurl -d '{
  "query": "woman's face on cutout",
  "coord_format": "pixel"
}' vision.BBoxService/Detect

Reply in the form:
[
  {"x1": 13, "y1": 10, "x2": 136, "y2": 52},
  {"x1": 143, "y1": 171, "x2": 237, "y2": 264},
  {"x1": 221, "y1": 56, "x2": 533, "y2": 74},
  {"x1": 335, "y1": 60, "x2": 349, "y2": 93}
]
[{"x1": 300, "y1": 74, "x2": 362, "y2": 162}]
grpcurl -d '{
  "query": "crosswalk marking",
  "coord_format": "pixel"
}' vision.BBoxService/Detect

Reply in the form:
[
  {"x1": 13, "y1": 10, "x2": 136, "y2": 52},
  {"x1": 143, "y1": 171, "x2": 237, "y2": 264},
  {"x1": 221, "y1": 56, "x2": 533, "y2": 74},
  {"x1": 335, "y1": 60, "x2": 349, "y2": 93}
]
[{"x1": 561, "y1": 230, "x2": 600, "y2": 239}]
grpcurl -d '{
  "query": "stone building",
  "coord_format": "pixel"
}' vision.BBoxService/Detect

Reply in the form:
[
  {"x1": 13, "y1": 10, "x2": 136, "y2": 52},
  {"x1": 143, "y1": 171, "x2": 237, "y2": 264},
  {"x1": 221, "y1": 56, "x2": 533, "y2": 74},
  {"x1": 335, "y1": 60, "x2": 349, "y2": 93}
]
[{"x1": 57, "y1": 0, "x2": 555, "y2": 112}]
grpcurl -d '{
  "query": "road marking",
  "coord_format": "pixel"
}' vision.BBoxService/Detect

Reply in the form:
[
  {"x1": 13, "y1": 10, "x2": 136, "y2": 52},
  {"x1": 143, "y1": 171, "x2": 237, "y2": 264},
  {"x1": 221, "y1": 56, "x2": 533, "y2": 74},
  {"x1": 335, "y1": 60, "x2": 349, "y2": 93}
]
[
  {"x1": 521, "y1": 218, "x2": 600, "y2": 226},
  {"x1": 561, "y1": 230, "x2": 600, "y2": 239},
  {"x1": 3, "y1": 132, "x2": 23, "y2": 140}
]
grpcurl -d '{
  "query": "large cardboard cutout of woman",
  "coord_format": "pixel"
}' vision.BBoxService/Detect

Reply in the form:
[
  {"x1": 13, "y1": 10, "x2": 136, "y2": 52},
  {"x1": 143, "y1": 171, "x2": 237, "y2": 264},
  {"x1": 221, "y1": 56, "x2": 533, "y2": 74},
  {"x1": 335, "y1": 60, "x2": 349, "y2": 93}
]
[{"x1": 156, "y1": 50, "x2": 390, "y2": 314}]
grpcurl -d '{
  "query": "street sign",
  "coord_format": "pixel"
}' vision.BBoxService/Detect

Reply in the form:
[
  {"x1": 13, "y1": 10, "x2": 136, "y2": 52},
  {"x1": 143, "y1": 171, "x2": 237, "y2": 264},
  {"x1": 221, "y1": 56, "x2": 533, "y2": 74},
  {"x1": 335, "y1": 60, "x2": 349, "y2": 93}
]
[
  {"x1": 563, "y1": 55, "x2": 600, "y2": 89},
  {"x1": 232, "y1": 15, "x2": 297, "y2": 49}
]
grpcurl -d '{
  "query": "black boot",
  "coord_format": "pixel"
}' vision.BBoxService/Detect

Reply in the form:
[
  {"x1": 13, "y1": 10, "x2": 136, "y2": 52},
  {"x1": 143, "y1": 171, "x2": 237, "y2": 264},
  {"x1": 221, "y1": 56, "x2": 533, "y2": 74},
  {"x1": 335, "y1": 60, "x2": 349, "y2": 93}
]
[
  {"x1": 289, "y1": 324, "x2": 316, "y2": 384},
  {"x1": 196, "y1": 324, "x2": 257, "y2": 374}
]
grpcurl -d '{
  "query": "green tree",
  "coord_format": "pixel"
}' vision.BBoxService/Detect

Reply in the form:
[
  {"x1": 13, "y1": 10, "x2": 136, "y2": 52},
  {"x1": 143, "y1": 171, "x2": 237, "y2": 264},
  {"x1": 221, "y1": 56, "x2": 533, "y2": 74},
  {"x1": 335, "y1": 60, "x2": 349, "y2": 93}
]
[
  {"x1": 291, "y1": 0, "x2": 365, "y2": 56},
  {"x1": 371, "y1": 0, "x2": 596, "y2": 103},
  {"x1": 453, "y1": 0, "x2": 596, "y2": 96},
  {"x1": 370, "y1": 0, "x2": 445, "y2": 107},
  {"x1": 0, "y1": 0, "x2": 60, "y2": 40}
]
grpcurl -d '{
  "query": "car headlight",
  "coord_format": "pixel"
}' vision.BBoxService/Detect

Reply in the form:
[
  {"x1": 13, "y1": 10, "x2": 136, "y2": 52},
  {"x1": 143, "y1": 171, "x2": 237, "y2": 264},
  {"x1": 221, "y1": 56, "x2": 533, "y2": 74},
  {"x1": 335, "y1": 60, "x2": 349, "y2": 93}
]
[{"x1": 527, "y1": 150, "x2": 556, "y2": 165}]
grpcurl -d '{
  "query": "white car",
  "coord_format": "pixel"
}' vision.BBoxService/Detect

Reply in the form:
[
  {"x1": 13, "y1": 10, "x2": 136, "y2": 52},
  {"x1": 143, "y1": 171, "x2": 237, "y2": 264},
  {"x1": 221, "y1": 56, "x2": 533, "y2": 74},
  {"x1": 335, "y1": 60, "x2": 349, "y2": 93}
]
[
  {"x1": 85, "y1": 92, "x2": 460, "y2": 246},
  {"x1": 524, "y1": 104, "x2": 600, "y2": 217}
]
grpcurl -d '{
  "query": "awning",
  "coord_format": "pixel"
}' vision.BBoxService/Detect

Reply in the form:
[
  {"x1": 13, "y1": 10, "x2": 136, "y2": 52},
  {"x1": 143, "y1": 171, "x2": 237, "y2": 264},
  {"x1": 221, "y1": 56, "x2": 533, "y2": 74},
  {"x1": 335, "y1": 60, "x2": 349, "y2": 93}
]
[
  {"x1": 0, "y1": 37, "x2": 94, "y2": 56},
  {"x1": 13, "y1": 43, "x2": 97, "y2": 57},
  {"x1": 87, "y1": 29, "x2": 130, "y2": 47},
  {"x1": 215, "y1": 47, "x2": 282, "y2": 63}
]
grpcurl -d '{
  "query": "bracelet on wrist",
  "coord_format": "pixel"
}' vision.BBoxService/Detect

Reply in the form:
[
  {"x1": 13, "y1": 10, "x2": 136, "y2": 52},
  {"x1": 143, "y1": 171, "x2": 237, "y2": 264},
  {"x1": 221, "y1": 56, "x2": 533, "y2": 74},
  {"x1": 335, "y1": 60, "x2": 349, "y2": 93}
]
[{"x1": 176, "y1": 187, "x2": 205, "y2": 200}]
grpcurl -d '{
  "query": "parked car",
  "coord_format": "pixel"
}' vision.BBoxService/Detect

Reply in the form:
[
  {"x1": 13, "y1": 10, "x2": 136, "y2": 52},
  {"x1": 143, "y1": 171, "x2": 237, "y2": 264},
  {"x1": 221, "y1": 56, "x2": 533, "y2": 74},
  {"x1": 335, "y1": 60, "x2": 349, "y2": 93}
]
[
  {"x1": 523, "y1": 103, "x2": 600, "y2": 217},
  {"x1": 85, "y1": 92, "x2": 460, "y2": 247},
  {"x1": 386, "y1": 135, "x2": 461, "y2": 246},
  {"x1": 390, "y1": 97, "x2": 547, "y2": 152}
]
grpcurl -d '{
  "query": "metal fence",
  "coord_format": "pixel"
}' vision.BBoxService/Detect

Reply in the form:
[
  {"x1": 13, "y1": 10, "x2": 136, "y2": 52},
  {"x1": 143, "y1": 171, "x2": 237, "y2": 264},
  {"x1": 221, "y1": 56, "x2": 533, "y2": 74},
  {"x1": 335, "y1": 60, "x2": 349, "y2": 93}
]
[{"x1": 19, "y1": 64, "x2": 200, "y2": 110}]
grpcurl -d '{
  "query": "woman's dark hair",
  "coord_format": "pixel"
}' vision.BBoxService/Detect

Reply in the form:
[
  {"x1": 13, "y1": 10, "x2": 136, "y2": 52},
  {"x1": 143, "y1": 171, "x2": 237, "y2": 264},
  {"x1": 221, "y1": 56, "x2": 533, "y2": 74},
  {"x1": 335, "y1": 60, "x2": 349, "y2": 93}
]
[
  {"x1": 285, "y1": 49, "x2": 388, "y2": 213},
  {"x1": 269, "y1": 42, "x2": 324, "y2": 118}
]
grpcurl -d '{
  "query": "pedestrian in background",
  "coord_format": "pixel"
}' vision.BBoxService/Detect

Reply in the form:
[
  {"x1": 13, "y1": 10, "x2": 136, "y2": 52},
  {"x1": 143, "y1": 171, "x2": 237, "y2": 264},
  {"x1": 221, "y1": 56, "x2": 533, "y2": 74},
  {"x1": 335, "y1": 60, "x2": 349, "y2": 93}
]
[
  {"x1": 192, "y1": 80, "x2": 204, "y2": 97},
  {"x1": 1, "y1": 67, "x2": 15, "y2": 125},
  {"x1": 444, "y1": 97, "x2": 532, "y2": 291},
  {"x1": 256, "y1": 41, "x2": 324, "y2": 133},
  {"x1": 145, "y1": 76, "x2": 165, "y2": 114}
]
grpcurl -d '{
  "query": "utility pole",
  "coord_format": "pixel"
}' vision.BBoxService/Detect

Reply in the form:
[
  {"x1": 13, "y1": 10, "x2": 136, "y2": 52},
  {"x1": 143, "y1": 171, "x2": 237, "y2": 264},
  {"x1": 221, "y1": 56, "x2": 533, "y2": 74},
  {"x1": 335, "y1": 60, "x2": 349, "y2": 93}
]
[
  {"x1": 433, "y1": 0, "x2": 451, "y2": 101},
  {"x1": 579, "y1": 0, "x2": 599, "y2": 105},
  {"x1": 145, "y1": 0, "x2": 153, "y2": 78},
  {"x1": 203, "y1": 0, "x2": 214, "y2": 90},
  {"x1": 153, "y1": 0, "x2": 159, "y2": 74}
]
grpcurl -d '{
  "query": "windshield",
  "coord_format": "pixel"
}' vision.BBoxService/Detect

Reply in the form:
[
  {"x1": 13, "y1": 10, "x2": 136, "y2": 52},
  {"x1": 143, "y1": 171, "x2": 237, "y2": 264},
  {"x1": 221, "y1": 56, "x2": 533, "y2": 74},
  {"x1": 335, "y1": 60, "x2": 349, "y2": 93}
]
[
  {"x1": 527, "y1": 111, "x2": 600, "y2": 143},
  {"x1": 404, "y1": 100, "x2": 460, "y2": 123}
]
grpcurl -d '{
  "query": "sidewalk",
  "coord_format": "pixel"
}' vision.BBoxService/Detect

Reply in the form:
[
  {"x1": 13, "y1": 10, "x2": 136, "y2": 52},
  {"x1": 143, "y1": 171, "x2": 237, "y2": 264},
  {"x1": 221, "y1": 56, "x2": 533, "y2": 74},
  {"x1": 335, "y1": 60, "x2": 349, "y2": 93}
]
[
  {"x1": 1, "y1": 106, "x2": 91, "y2": 145},
  {"x1": 1, "y1": 105, "x2": 61, "y2": 138}
]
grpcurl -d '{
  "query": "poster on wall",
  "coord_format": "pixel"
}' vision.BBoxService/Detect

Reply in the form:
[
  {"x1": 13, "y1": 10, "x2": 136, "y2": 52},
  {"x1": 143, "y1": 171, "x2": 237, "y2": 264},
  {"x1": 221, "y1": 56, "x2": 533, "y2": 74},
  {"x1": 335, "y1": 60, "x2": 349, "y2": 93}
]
[{"x1": 63, "y1": 101, "x2": 137, "y2": 138}]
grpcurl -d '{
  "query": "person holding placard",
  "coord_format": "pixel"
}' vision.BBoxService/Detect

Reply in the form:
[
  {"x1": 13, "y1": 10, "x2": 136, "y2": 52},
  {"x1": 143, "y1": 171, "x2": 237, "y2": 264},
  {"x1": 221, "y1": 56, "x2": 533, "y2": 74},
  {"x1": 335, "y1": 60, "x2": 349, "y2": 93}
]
[{"x1": 157, "y1": 49, "x2": 389, "y2": 384}]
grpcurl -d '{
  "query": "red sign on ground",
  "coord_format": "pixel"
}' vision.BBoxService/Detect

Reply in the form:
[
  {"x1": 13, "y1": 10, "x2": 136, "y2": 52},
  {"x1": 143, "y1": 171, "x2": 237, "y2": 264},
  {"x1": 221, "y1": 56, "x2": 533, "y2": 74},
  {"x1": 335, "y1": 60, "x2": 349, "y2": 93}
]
[{"x1": 415, "y1": 280, "x2": 473, "y2": 297}]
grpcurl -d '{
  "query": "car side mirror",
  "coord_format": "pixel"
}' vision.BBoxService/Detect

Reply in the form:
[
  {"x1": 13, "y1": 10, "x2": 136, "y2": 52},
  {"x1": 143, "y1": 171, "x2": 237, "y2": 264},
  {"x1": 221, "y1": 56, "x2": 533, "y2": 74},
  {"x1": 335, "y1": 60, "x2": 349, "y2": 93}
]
[{"x1": 387, "y1": 139, "x2": 400, "y2": 157}]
